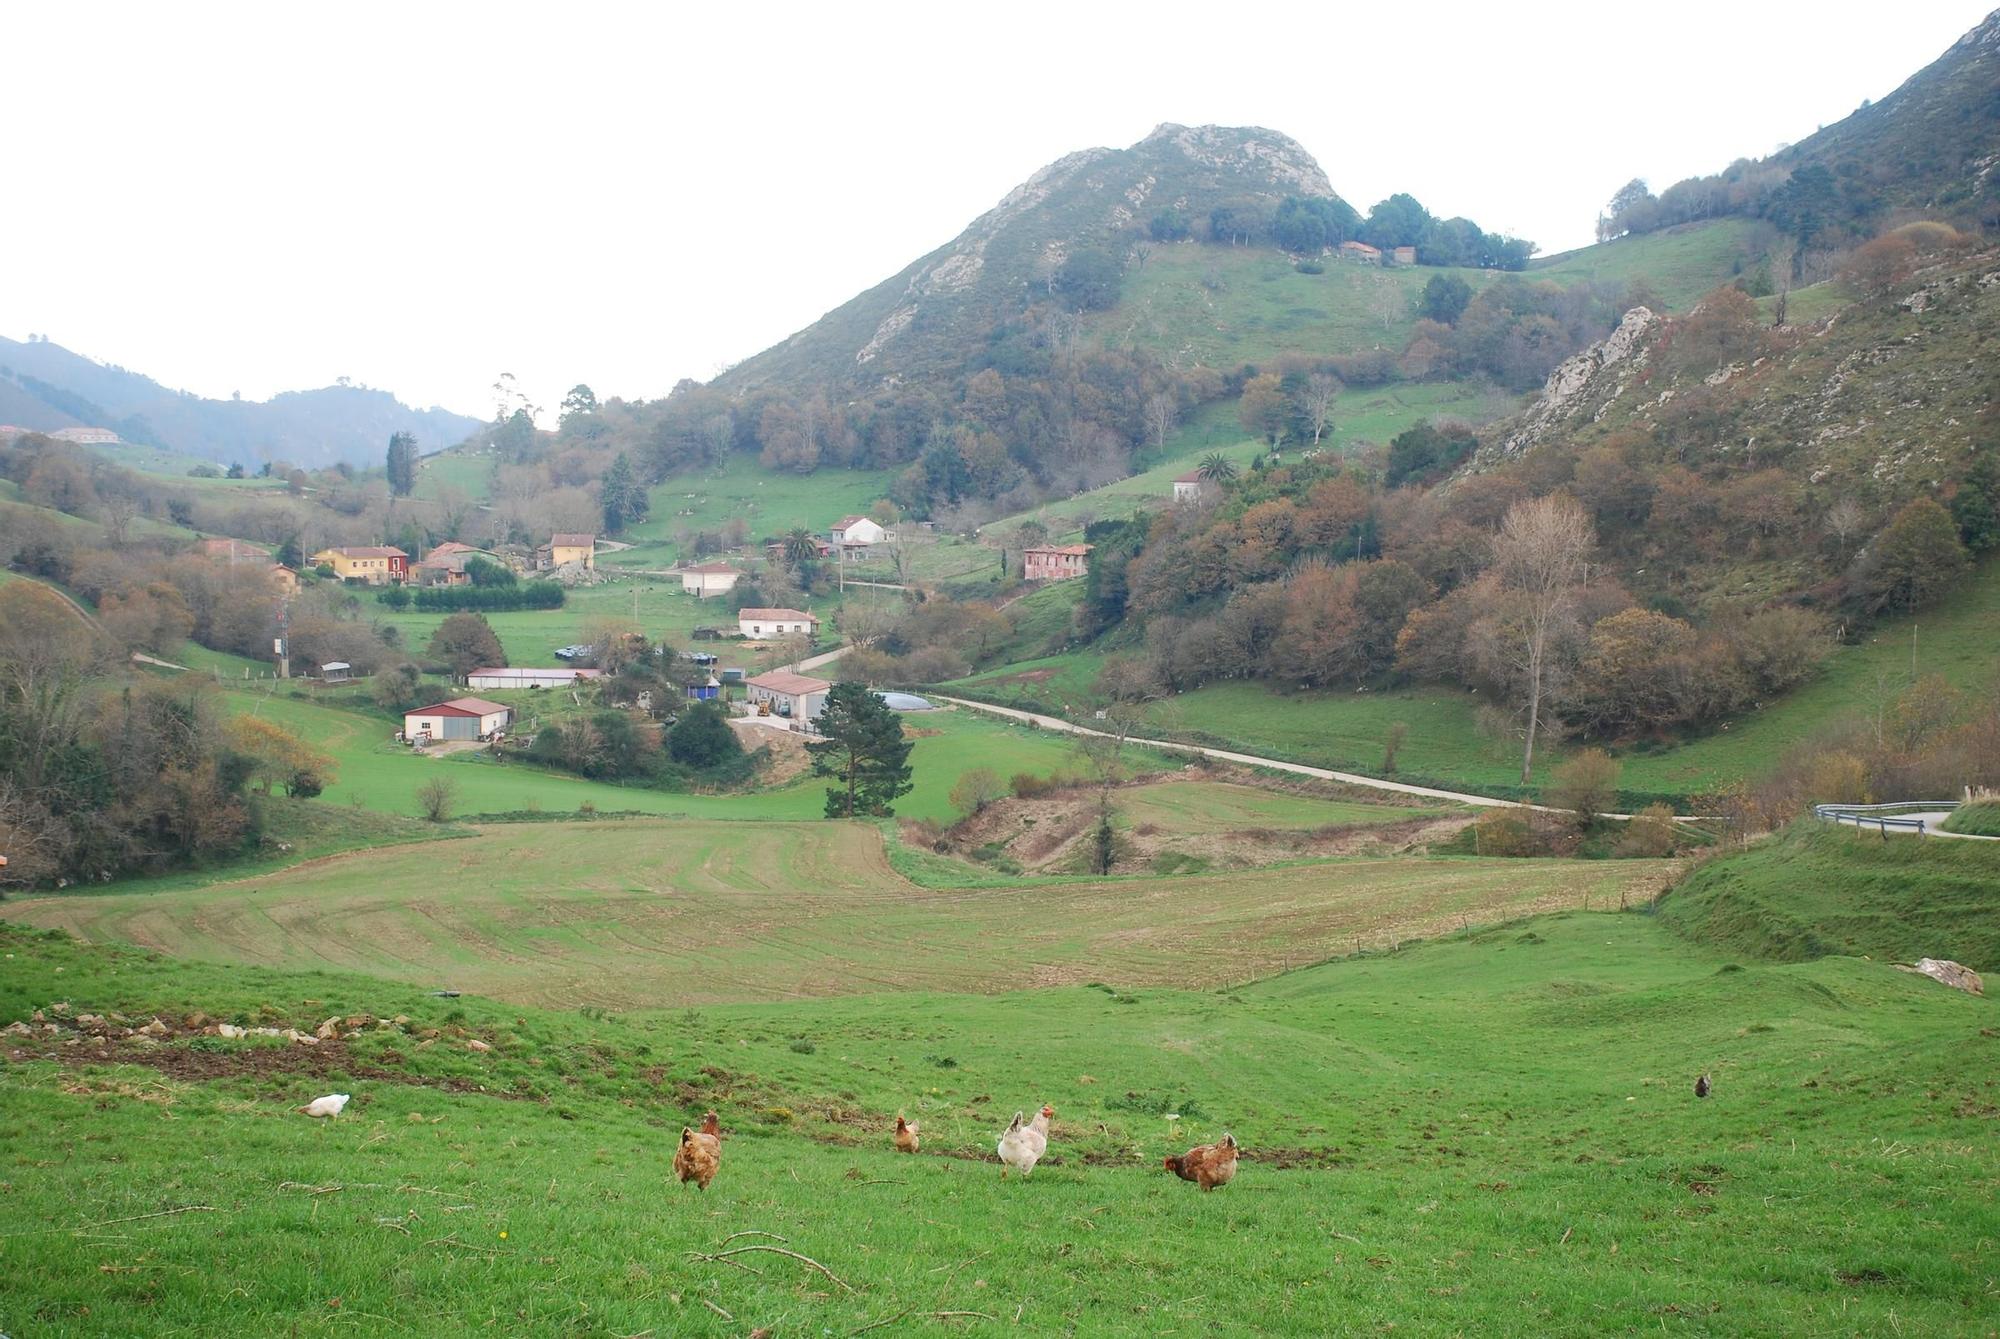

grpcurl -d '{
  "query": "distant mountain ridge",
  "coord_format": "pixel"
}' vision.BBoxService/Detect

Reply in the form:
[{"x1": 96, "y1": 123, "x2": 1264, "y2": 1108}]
[
  {"x1": 714, "y1": 124, "x2": 1341, "y2": 394},
  {"x1": 0, "y1": 335, "x2": 482, "y2": 468}
]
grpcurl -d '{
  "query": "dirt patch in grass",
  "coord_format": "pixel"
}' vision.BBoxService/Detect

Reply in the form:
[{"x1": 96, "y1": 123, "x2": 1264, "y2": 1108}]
[{"x1": 732, "y1": 719, "x2": 813, "y2": 785}]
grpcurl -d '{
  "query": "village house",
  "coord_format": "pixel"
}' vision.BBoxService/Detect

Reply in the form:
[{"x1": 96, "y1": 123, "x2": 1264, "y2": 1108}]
[
  {"x1": 1171, "y1": 469, "x2": 1208, "y2": 502},
  {"x1": 411, "y1": 540, "x2": 495, "y2": 587},
  {"x1": 1391, "y1": 245, "x2": 1417, "y2": 266},
  {"x1": 270, "y1": 565, "x2": 300, "y2": 595},
  {"x1": 829, "y1": 515, "x2": 889, "y2": 547},
  {"x1": 1338, "y1": 240, "x2": 1382, "y2": 264},
  {"x1": 311, "y1": 545, "x2": 409, "y2": 584},
  {"x1": 737, "y1": 607, "x2": 819, "y2": 639},
  {"x1": 744, "y1": 670, "x2": 830, "y2": 723},
  {"x1": 464, "y1": 667, "x2": 603, "y2": 690},
  {"x1": 402, "y1": 696, "x2": 512, "y2": 743},
  {"x1": 679, "y1": 562, "x2": 744, "y2": 598},
  {"x1": 535, "y1": 533, "x2": 596, "y2": 570},
  {"x1": 49, "y1": 426, "x2": 120, "y2": 446},
  {"x1": 1023, "y1": 543, "x2": 1093, "y2": 582}
]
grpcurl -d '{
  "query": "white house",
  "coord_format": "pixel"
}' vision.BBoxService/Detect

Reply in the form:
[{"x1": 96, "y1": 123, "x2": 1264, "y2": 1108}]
[
  {"x1": 403, "y1": 697, "x2": 512, "y2": 742},
  {"x1": 465, "y1": 667, "x2": 603, "y2": 690},
  {"x1": 829, "y1": 515, "x2": 888, "y2": 546},
  {"x1": 1172, "y1": 468, "x2": 1208, "y2": 502},
  {"x1": 679, "y1": 562, "x2": 743, "y2": 598},
  {"x1": 745, "y1": 670, "x2": 831, "y2": 722},
  {"x1": 737, "y1": 607, "x2": 818, "y2": 639}
]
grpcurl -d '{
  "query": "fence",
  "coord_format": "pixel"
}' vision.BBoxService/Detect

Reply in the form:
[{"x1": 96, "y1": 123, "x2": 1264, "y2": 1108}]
[{"x1": 1812, "y1": 801, "x2": 1959, "y2": 837}]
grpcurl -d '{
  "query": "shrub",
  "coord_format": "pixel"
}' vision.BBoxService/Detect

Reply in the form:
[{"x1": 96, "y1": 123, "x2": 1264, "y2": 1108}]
[
  {"x1": 1472, "y1": 805, "x2": 1540, "y2": 856},
  {"x1": 407, "y1": 584, "x2": 563, "y2": 613},
  {"x1": 416, "y1": 777, "x2": 458, "y2": 823},
  {"x1": 1549, "y1": 749, "x2": 1622, "y2": 830},
  {"x1": 1615, "y1": 803, "x2": 1678, "y2": 857}
]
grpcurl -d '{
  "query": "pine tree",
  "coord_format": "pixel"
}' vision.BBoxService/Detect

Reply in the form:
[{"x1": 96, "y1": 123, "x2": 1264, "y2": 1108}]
[
  {"x1": 1950, "y1": 442, "x2": 1999, "y2": 553},
  {"x1": 806, "y1": 682, "x2": 914, "y2": 818},
  {"x1": 600, "y1": 452, "x2": 649, "y2": 533}
]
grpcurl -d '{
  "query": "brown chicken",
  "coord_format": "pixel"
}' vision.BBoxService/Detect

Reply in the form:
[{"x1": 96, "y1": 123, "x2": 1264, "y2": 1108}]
[
  {"x1": 673, "y1": 1110, "x2": 722, "y2": 1191},
  {"x1": 893, "y1": 1113, "x2": 921, "y2": 1154},
  {"x1": 1164, "y1": 1132, "x2": 1239, "y2": 1191}
]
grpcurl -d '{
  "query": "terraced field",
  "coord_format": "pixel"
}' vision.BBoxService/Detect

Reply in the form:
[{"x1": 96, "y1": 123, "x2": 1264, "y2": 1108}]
[{"x1": 3, "y1": 819, "x2": 1667, "y2": 1009}]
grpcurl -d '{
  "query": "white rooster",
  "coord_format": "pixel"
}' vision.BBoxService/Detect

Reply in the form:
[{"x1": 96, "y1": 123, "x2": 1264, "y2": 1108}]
[
  {"x1": 997, "y1": 1103, "x2": 1054, "y2": 1178},
  {"x1": 299, "y1": 1093, "x2": 351, "y2": 1119}
]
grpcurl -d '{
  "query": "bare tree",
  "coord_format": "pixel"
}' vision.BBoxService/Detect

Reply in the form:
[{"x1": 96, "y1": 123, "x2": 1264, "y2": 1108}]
[
  {"x1": 1824, "y1": 497, "x2": 1866, "y2": 563},
  {"x1": 416, "y1": 776, "x2": 458, "y2": 823},
  {"x1": 1296, "y1": 373, "x2": 1339, "y2": 446},
  {"x1": 1144, "y1": 393, "x2": 1178, "y2": 454},
  {"x1": 1491, "y1": 494, "x2": 1595, "y2": 783},
  {"x1": 1131, "y1": 241, "x2": 1155, "y2": 271}
]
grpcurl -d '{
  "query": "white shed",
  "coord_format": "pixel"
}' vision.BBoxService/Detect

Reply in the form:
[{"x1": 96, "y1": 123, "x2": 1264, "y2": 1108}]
[
  {"x1": 679, "y1": 562, "x2": 744, "y2": 598},
  {"x1": 737, "y1": 607, "x2": 818, "y2": 639},
  {"x1": 403, "y1": 697, "x2": 513, "y2": 742},
  {"x1": 745, "y1": 671, "x2": 831, "y2": 721},
  {"x1": 465, "y1": 667, "x2": 603, "y2": 690}
]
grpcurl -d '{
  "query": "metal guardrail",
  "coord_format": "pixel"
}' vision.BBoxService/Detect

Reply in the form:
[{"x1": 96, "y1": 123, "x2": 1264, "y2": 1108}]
[{"x1": 1813, "y1": 801, "x2": 1960, "y2": 837}]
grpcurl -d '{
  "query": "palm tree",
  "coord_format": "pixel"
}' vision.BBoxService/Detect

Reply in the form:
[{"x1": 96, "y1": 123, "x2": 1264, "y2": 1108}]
[
  {"x1": 781, "y1": 527, "x2": 819, "y2": 569},
  {"x1": 1197, "y1": 452, "x2": 1238, "y2": 484}
]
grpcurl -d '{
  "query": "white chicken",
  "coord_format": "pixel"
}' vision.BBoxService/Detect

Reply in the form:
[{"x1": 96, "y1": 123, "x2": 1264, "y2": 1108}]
[
  {"x1": 997, "y1": 1103, "x2": 1054, "y2": 1178},
  {"x1": 298, "y1": 1093, "x2": 351, "y2": 1119}
]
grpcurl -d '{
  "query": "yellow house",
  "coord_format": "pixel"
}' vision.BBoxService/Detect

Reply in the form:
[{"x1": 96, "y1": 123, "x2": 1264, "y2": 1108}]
[
  {"x1": 311, "y1": 546, "x2": 409, "y2": 584},
  {"x1": 536, "y1": 533, "x2": 596, "y2": 570}
]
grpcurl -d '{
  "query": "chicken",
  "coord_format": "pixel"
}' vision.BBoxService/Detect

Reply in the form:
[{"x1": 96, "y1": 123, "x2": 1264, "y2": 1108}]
[
  {"x1": 1694, "y1": 1073, "x2": 1712, "y2": 1099},
  {"x1": 674, "y1": 1110, "x2": 722, "y2": 1191},
  {"x1": 1029, "y1": 1102, "x2": 1054, "y2": 1139},
  {"x1": 893, "y1": 1113, "x2": 921, "y2": 1154},
  {"x1": 298, "y1": 1093, "x2": 351, "y2": 1119},
  {"x1": 997, "y1": 1108, "x2": 1049, "y2": 1178},
  {"x1": 1164, "y1": 1132, "x2": 1239, "y2": 1191}
]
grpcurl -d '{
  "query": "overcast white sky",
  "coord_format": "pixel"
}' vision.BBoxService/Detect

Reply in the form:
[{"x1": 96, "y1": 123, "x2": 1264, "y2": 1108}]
[{"x1": 6, "y1": 1, "x2": 1989, "y2": 423}]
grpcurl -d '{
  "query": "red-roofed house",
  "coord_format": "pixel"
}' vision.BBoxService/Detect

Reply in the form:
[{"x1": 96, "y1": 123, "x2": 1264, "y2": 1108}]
[
  {"x1": 1338, "y1": 240, "x2": 1382, "y2": 264},
  {"x1": 745, "y1": 670, "x2": 831, "y2": 722},
  {"x1": 829, "y1": 515, "x2": 889, "y2": 546},
  {"x1": 1172, "y1": 469, "x2": 1209, "y2": 502},
  {"x1": 535, "y1": 534, "x2": 596, "y2": 570},
  {"x1": 311, "y1": 545, "x2": 409, "y2": 584}
]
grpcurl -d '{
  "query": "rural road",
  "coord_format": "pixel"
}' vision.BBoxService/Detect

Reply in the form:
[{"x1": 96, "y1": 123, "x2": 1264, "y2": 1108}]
[
  {"x1": 929, "y1": 694, "x2": 1570, "y2": 814},
  {"x1": 1850, "y1": 810, "x2": 1999, "y2": 842}
]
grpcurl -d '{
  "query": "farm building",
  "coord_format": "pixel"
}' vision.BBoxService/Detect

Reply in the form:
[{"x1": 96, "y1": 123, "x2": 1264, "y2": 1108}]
[
  {"x1": 311, "y1": 545, "x2": 409, "y2": 584},
  {"x1": 829, "y1": 515, "x2": 888, "y2": 546},
  {"x1": 412, "y1": 541, "x2": 502, "y2": 587},
  {"x1": 738, "y1": 607, "x2": 818, "y2": 639},
  {"x1": 745, "y1": 670, "x2": 830, "y2": 722},
  {"x1": 687, "y1": 676, "x2": 721, "y2": 702},
  {"x1": 679, "y1": 562, "x2": 743, "y2": 597},
  {"x1": 1338, "y1": 240, "x2": 1381, "y2": 264},
  {"x1": 465, "y1": 667, "x2": 603, "y2": 690},
  {"x1": 320, "y1": 661, "x2": 353, "y2": 684},
  {"x1": 403, "y1": 697, "x2": 513, "y2": 742},
  {"x1": 535, "y1": 533, "x2": 596, "y2": 570},
  {"x1": 1023, "y1": 543, "x2": 1092, "y2": 582},
  {"x1": 1171, "y1": 469, "x2": 1207, "y2": 502},
  {"x1": 1390, "y1": 245, "x2": 1417, "y2": 266}
]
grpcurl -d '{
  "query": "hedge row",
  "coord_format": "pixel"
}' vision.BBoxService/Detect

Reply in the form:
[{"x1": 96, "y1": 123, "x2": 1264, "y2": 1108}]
[{"x1": 378, "y1": 583, "x2": 565, "y2": 612}]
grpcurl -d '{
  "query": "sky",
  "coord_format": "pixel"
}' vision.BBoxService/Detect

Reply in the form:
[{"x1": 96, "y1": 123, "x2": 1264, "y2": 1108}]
[{"x1": 6, "y1": 1, "x2": 1990, "y2": 424}]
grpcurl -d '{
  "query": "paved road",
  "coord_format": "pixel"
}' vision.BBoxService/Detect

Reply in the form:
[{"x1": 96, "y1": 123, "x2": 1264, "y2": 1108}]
[
  {"x1": 929, "y1": 695, "x2": 1577, "y2": 814},
  {"x1": 1842, "y1": 810, "x2": 2000, "y2": 842}
]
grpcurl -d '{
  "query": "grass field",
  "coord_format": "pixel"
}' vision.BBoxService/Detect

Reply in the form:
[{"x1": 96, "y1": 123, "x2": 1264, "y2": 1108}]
[
  {"x1": 216, "y1": 689, "x2": 1130, "y2": 825},
  {"x1": 2, "y1": 813, "x2": 1665, "y2": 1011},
  {"x1": 1530, "y1": 219, "x2": 1766, "y2": 310},
  {"x1": 1942, "y1": 801, "x2": 2000, "y2": 837},
  {"x1": 1113, "y1": 780, "x2": 1447, "y2": 834},
  {"x1": 3, "y1": 826, "x2": 1994, "y2": 1334},
  {"x1": 612, "y1": 457, "x2": 895, "y2": 567}
]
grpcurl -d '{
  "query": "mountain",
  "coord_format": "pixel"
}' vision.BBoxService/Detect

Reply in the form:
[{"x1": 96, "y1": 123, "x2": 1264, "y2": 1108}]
[
  {"x1": 0, "y1": 336, "x2": 483, "y2": 469},
  {"x1": 713, "y1": 124, "x2": 1340, "y2": 394},
  {"x1": 1775, "y1": 9, "x2": 2000, "y2": 224}
]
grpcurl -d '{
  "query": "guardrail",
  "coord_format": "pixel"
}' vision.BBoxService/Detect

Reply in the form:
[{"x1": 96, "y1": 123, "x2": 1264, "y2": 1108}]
[{"x1": 1813, "y1": 801, "x2": 1959, "y2": 837}]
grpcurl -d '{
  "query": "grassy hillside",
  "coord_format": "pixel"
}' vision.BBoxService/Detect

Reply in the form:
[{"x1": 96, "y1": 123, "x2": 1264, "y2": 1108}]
[
  {"x1": 3, "y1": 818, "x2": 1655, "y2": 1010},
  {"x1": 5, "y1": 873, "x2": 1994, "y2": 1334},
  {"x1": 951, "y1": 556, "x2": 2000, "y2": 806},
  {"x1": 613, "y1": 457, "x2": 897, "y2": 568},
  {"x1": 1529, "y1": 218, "x2": 1766, "y2": 307},
  {"x1": 1942, "y1": 800, "x2": 2000, "y2": 837},
  {"x1": 1657, "y1": 823, "x2": 2000, "y2": 967}
]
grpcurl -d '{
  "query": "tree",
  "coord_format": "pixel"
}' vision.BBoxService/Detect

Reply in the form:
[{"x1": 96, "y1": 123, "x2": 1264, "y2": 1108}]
[
  {"x1": 807, "y1": 681, "x2": 914, "y2": 818},
  {"x1": 1052, "y1": 248, "x2": 1122, "y2": 312},
  {"x1": 560, "y1": 383, "x2": 599, "y2": 428},
  {"x1": 427, "y1": 612, "x2": 505, "y2": 683},
  {"x1": 600, "y1": 452, "x2": 649, "y2": 533},
  {"x1": 1237, "y1": 374, "x2": 1288, "y2": 447},
  {"x1": 226, "y1": 715, "x2": 336, "y2": 796},
  {"x1": 1549, "y1": 748, "x2": 1621, "y2": 830},
  {"x1": 1418, "y1": 274, "x2": 1473, "y2": 324},
  {"x1": 667, "y1": 701, "x2": 742, "y2": 770},
  {"x1": 371, "y1": 661, "x2": 426, "y2": 712},
  {"x1": 1491, "y1": 494, "x2": 1595, "y2": 783},
  {"x1": 949, "y1": 766, "x2": 1005, "y2": 818},
  {"x1": 385, "y1": 431, "x2": 418, "y2": 497},
  {"x1": 1867, "y1": 496, "x2": 1969, "y2": 613},
  {"x1": 1950, "y1": 441, "x2": 2000, "y2": 553},
  {"x1": 1144, "y1": 393, "x2": 1178, "y2": 453},
  {"x1": 1295, "y1": 374, "x2": 1338, "y2": 446},
  {"x1": 1197, "y1": 452, "x2": 1238, "y2": 484},
  {"x1": 416, "y1": 776, "x2": 458, "y2": 823},
  {"x1": 781, "y1": 527, "x2": 820, "y2": 571}
]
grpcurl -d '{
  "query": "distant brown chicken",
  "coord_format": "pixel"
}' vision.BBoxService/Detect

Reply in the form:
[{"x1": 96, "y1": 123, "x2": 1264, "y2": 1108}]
[
  {"x1": 894, "y1": 1113, "x2": 921, "y2": 1154},
  {"x1": 1164, "y1": 1132, "x2": 1239, "y2": 1191},
  {"x1": 674, "y1": 1110, "x2": 722, "y2": 1191}
]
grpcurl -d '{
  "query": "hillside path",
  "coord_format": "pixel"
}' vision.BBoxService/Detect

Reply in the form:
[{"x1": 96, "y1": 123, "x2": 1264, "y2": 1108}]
[{"x1": 931, "y1": 695, "x2": 1592, "y2": 815}]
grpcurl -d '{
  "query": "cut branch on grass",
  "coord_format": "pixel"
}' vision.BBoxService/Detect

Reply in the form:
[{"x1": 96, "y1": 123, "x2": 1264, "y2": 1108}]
[
  {"x1": 700, "y1": 1298, "x2": 733, "y2": 1321},
  {"x1": 722, "y1": 1229, "x2": 788, "y2": 1244},
  {"x1": 0, "y1": 1204, "x2": 226, "y2": 1238},
  {"x1": 686, "y1": 1245, "x2": 856, "y2": 1293}
]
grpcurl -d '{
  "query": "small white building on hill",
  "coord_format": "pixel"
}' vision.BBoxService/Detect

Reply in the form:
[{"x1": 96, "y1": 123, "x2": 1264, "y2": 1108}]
[
  {"x1": 745, "y1": 670, "x2": 831, "y2": 722},
  {"x1": 680, "y1": 562, "x2": 743, "y2": 597},
  {"x1": 403, "y1": 697, "x2": 512, "y2": 742},
  {"x1": 465, "y1": 667, "x2": 602, "y2": 690},
  {"x1": 738, "y1": 607, "x2": 818, "y2": 639}
]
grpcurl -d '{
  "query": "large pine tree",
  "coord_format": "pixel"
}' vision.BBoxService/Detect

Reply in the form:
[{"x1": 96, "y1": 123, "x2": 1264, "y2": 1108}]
[
  {"x1": 806, "y1": 682, "x2": 914, "y2": 818},
  {"x1": 385, "y1": 431, "x2": 418, "y2": 496}
]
